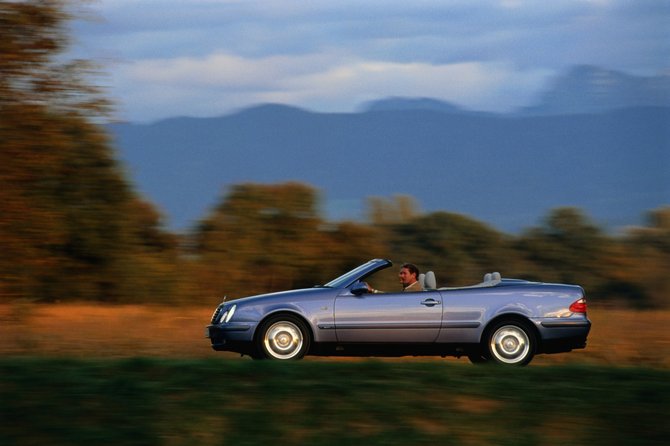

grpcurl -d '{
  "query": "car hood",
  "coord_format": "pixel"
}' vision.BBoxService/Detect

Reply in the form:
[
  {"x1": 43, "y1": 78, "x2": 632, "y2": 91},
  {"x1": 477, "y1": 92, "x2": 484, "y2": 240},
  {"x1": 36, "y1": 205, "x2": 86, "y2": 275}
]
[{"x1": 227, "y1": 286, "x2": 337, "y2": 306}]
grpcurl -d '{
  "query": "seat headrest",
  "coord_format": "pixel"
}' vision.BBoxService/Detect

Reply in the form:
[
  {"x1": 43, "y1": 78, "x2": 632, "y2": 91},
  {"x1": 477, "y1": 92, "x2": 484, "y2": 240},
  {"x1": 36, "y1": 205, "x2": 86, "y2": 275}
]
[{"x1": 424, "y1": 271, "x2": 436, "y2": 289}]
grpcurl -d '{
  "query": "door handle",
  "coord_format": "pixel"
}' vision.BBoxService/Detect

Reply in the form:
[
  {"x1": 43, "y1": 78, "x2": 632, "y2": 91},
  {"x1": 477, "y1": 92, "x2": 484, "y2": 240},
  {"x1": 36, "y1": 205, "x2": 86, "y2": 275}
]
[{"x1": 420, "y1": 298, "x2": 441, "y2": 307}]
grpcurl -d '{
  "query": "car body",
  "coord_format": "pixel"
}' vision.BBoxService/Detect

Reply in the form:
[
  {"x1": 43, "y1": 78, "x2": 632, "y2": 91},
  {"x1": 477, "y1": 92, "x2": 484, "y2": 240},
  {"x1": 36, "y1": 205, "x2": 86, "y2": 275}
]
[{"x1": 205, "y1": 259, "x2": 591, "y2": 365}]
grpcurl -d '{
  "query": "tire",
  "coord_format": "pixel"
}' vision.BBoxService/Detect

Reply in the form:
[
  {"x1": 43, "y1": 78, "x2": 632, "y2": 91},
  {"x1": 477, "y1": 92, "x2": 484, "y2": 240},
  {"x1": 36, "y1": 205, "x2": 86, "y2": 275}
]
[
  {"x1": 467, "y1": 352, "x2": 489, "y2": 365},
  {"x1": 484, "y1": 320, "x2": 536, "y2": 366},
  {"x1": 256, "y1": 314, "x2": 311, "y2": 360}
]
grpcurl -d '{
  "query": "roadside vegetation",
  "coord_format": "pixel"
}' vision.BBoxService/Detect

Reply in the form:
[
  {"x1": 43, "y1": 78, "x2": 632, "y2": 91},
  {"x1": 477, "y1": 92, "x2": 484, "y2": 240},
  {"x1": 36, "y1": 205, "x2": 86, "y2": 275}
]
[{"x1": 1, "y1": 358, "x2": 668, "y2": 446}]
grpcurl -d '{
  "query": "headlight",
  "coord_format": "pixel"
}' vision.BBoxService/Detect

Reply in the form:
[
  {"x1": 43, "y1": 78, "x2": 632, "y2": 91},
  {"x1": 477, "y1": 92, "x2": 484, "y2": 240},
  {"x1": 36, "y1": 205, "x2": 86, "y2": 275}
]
[
  {"x1": 218, "y1": 304, "x2": 236, "y2": 323},
  {"x1": 224, "y1": 304, "x2": 236, "y2": 322}
]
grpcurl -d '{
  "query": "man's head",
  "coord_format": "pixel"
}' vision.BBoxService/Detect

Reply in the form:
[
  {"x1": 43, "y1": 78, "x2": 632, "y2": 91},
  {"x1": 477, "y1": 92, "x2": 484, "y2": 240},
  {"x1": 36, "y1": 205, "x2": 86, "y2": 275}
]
[{"x1": 399, "y1": 263, "x2": 420, "y2": 287}]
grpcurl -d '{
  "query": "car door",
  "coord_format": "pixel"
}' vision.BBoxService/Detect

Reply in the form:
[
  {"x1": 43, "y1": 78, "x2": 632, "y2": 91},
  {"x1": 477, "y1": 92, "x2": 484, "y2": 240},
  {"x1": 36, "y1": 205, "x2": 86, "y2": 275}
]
[
  {"x1": 435, "y1": 289, "x2": 489, "y2": 344},
  {"x1": 334, "y1": 290, "x2": 443, "y2": 343}
]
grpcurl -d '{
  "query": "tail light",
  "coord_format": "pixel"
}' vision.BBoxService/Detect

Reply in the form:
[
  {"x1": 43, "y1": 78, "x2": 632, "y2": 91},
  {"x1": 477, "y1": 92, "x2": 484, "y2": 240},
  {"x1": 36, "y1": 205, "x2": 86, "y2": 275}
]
[{"x1": 569, "y1": 298, "x2": 587, "y2": 313}]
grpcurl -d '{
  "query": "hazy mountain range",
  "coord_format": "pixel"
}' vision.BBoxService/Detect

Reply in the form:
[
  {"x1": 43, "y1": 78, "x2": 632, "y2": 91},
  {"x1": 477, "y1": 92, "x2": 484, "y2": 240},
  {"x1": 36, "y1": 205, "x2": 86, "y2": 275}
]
[{"x1": 109, "y1": 65, "x2": 670, "y2": 233}]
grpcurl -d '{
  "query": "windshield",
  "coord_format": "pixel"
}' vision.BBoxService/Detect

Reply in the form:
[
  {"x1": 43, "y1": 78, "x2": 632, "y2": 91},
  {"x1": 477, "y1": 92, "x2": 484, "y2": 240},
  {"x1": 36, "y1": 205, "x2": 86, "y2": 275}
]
[{"x1": 323, "y1": 259, "x2": 391, "y2": 288}]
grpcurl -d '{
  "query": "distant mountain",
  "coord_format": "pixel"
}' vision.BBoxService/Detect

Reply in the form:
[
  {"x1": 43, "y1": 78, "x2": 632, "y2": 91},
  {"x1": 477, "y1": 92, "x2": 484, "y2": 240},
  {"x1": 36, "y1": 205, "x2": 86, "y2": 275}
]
[
  {"x1": 522, "y1": 65, "x2": 670, "y2": 115},
  {"x1": 109, "y1": 103, "x2": 670, "y2": 233},
  {"x1": 361, "y1": 97, "x2": 467, "y2": 114}
]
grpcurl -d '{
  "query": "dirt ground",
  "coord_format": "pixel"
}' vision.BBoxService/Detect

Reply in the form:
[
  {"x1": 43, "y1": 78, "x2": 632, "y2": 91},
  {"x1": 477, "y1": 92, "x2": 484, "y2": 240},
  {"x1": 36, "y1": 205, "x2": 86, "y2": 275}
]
[{"x1": 1, "y1": 303, "x2": 668, "y2": 368}]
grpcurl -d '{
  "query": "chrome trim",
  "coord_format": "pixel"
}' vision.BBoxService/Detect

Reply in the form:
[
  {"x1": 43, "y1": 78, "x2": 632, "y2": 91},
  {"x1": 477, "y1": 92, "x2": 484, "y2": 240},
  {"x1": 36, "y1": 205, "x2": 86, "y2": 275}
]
[
  {"x1": 541, "y1": 320, "x2": 591, "y2": 328},
  {"x1": 334, "y1": 323, "x2": 443, "y2": 329},
  {"x1": 208, "y1": 323, "x2": 251, "y2": 332},
  {"x1": 440, "y1": 322, "x2": 481, "y2": 328}
]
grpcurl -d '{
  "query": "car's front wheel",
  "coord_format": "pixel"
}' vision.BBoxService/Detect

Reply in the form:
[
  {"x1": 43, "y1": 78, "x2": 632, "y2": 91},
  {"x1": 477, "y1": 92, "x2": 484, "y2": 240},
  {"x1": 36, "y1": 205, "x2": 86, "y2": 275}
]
[
  {"x1": 484, "y1": 320, "x2": 536, "y2": 366},
  {"x1": 256, "y1": 315, "x2": 311, "y2": 360},
  {"x1": 467, "y1": 352, "x2": 489, "y2": 364}
]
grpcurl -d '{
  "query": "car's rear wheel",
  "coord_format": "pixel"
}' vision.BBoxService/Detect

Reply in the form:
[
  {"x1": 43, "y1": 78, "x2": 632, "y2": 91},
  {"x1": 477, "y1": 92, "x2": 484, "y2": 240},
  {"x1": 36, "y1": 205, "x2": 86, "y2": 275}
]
[
  {"x1": 484, "y1": 320, "x2": 536, "y2": 366},
  {"x1": 256, "y1": 315, "x2": 311, "y2": 360}
]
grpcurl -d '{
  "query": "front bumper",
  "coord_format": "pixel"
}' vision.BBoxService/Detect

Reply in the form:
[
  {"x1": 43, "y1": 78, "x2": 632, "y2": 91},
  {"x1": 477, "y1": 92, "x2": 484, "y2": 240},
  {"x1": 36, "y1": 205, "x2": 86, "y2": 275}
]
[{"x1": 206, "y1": 323, "x2": 253, "y2": 352}]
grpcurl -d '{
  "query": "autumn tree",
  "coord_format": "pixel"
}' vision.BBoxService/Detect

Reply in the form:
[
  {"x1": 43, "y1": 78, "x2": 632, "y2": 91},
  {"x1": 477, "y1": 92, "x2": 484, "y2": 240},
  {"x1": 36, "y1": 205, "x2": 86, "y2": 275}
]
[
  {"x1": 618, "y1": 207, "x2": 670, "y2": 307},
  {"x1": 194, "y1": 183, "x2": 324, "y2": 298},
  {"x1": 510, "y1": 207, "x2": 656, "y2": 307},
  {"x1": 382, "y1": 211, "x2": 514, "y2": 287},
  {"x1": 0, "y1": 0, "x2": 109, "y2": 114},
  {"x1": 192, "y1": 182, "x2": 387, "y2": 301},
  {"x1": 367, "y1": 194, "x2": 420, "y2": 225},
  {"x1": 0, "y1": 1, "x2": 177, "y2": 303}
]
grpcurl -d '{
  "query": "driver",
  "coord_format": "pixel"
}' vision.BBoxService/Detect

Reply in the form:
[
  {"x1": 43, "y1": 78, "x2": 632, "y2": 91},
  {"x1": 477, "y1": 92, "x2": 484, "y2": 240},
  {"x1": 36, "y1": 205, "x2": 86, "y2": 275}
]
[{"x1": 368, "y1": 263, "x2": 424, "y2": 293}]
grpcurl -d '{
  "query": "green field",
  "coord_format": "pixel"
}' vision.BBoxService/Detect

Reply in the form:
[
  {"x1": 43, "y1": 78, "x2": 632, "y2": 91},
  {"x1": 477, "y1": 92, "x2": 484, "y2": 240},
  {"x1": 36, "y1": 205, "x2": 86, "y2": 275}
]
[{"x1": 0, "y1": 359, "x2": 667, "y2": 446}]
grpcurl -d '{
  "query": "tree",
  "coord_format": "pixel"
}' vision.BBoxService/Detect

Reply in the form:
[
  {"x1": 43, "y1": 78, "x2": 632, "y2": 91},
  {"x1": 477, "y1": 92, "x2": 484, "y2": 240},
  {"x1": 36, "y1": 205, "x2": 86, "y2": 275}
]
[
  {"x1": 513, "y1": 207, "x2": 626, "y2": 305},
  {"x1": 192, "y1": 182, "x2": 388, "y2": 301},
  {"x1": 0, "y1": 1, "x2": 176, "y2": 303},
  {"x1": 0, "y1": 0, "x2": 109, "y2": 115},
  {"x1": 620, "y1": 207, "x2": 670, "y2": 307},
  {"x1": 367, "y1": 194, "x2": 420, "y2": 225},
  {"x1": 193, "y1": 182, "x2": 325, "y2": 298},
  {"x1": 384, "y1": 211, "x2": 513, "y2": 287}
]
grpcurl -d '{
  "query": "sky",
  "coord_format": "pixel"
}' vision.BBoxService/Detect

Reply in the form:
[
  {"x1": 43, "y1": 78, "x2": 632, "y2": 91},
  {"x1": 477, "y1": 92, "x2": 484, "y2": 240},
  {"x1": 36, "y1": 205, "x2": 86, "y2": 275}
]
[{"x1": 70, "y1": 0, "x2": 670, "y2": 123}]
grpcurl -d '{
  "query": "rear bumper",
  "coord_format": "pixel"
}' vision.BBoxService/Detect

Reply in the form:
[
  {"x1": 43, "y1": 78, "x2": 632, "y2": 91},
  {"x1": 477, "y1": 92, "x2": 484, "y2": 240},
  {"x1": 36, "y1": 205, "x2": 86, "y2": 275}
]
[{"x1": 538, "y1": 318, "x2": 591, "y2": 353}]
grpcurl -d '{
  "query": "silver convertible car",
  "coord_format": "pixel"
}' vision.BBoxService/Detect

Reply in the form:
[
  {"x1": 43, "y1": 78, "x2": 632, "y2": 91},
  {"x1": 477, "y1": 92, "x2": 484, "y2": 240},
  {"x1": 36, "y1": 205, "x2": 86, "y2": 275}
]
[{"x1": 206, "y1": 259, "x2": 591, "y2": 365}]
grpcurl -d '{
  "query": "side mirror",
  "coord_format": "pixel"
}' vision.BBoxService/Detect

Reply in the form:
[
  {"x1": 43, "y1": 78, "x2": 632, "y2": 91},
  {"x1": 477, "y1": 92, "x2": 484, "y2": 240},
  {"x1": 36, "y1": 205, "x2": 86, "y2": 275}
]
[{"x1": 350, "y1": 282, "x2": 369, "y2": 296}]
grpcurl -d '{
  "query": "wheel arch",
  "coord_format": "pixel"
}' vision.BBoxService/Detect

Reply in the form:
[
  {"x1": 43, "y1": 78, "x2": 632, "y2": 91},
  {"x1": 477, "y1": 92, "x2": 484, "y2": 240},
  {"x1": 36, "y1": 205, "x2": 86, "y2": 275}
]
[
  {"x1": 253, "y1": 310, "x2": 315, "y2": 350},
  {"x1": 480, "y1": 313, "x2": 542, "y2": 352}
]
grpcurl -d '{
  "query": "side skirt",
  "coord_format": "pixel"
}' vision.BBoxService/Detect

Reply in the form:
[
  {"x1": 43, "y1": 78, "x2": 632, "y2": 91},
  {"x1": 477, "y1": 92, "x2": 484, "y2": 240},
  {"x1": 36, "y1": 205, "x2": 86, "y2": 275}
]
[{"x1": 309, "y1": 343, "x2": 479, "y2": 358}]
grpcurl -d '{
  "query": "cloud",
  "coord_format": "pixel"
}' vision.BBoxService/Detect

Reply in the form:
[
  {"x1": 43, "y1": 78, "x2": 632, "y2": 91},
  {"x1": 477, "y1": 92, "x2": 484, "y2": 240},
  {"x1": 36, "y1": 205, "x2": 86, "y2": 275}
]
[
  {"x1": 111, "y1": 50, "x2": 549, "y2": 121},
  {"x1": 74, "y1": 0, "x2": 669, "y2": 121}
]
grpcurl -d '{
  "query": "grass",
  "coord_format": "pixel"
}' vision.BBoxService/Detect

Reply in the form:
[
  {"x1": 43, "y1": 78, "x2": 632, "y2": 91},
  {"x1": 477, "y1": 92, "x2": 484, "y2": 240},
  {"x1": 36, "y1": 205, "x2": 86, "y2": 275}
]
[
  {"x1": 1, "y1": 303, "x2": 668, "y2": 445},
  {"x1": 0, "y1": 358, "x2": 668, "y2": 446}
]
